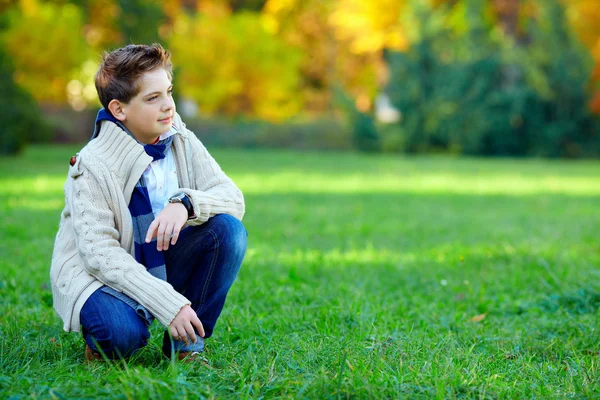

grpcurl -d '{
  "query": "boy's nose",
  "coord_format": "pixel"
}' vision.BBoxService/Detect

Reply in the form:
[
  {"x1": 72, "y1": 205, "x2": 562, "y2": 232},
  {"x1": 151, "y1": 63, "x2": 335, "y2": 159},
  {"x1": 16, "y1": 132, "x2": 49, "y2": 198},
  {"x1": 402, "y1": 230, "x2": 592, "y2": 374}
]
[{"x1": 162, "y1": 100, "x2": 174, "y2": 111}]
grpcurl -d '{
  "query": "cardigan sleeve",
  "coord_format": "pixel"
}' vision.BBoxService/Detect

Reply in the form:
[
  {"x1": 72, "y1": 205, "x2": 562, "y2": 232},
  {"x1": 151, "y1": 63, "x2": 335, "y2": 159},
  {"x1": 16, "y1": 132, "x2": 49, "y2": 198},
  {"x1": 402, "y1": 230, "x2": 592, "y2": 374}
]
[
  {"x1": 177, "y1": 129, "x2": 246, "y2": 225},
  {"x1": 70, "y1": 161, "x2": 190, "y2": 327}
]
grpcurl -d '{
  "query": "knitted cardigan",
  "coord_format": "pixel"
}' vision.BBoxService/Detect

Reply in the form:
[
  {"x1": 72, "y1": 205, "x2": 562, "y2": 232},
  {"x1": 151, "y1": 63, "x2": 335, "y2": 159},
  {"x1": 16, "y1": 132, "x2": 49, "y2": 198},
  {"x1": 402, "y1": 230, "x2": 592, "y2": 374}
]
[{"x1": 50, "y1": 113, "x2": 245, "y2": 332}]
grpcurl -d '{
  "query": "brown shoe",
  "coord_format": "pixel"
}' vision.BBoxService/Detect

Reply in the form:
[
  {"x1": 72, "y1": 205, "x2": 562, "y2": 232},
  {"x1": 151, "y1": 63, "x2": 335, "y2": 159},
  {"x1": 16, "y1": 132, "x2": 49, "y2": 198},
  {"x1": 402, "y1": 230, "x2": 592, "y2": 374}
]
[
  {"x1": 164, "y1": 350, "x2": 209, "y2": 365},
  {"x1": 85, "y1": 345, "x2": 103, "y2": 363}
]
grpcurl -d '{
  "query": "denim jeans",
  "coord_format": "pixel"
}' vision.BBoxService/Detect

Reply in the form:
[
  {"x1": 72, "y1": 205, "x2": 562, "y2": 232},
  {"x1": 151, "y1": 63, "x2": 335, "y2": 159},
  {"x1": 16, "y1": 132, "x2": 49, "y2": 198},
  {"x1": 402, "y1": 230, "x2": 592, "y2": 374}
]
[{"x1": 80, "y1": 214, "x2": 247, "y2": 359}]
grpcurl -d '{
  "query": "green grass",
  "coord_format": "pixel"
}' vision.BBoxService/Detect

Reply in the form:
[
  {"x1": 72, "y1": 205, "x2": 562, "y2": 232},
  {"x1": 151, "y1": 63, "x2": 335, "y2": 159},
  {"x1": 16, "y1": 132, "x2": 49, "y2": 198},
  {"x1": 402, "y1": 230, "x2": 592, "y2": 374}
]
[{"x1": 1, "y1": 144, "x2": 599, "y2": 399}]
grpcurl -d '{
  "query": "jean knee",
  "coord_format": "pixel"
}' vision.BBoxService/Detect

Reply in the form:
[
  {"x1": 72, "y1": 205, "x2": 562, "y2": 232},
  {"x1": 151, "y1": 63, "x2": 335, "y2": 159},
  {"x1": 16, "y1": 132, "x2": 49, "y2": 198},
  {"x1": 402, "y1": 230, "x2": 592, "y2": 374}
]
[
  {"x1": 113, "y1": 323, "x2": 149, "y2": 357},
  {"x1": 212, "y1": 214, "x2": 247, "y2": 257},
  {"x1": 92, "y1": 322, "x2": 149, "y2": 358}
]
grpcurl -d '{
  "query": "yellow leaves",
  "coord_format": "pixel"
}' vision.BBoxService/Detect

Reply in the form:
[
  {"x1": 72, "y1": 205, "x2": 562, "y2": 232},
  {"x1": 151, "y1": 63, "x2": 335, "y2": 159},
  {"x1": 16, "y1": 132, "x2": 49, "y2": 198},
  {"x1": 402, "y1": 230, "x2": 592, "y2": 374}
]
[
  {"x1": 2, "y1": 1, "x2": 93, "y2": 105},
  {"x1": 591, "y1": 90, "x2": 600, "y2": 115},
  {"x1": 161, "y1": 0, "x2": 182, "y2": 21},
  {"x1": 329, "y1": 0, "x2": 409, "y2": 54},
  {"x1": 593, "y1": 40, "x2": 600, "y2": 64},
  {"x1": 169, "y1": 11, "x2": 303, "y2": 122},
  {"x1": 430, "y1": 0, "x2": 450, "y2": 7},
  {"x1": 4, "y1": 0, "x2": 597, "y2": 118},
  {"x1": 563, "y1": 0, "x2": 600, "y2": 113},
  {"x1": 83, "y1": 0, "x2": 122, "y2": 48},
  {"x1": 519, "y1": 0, "x2": 539, "y2": 20},
  {"x1": 197, "y1": 0, "x2": 232, "y2": 18},
  {"x1": 564, "y1": 0, "x2": 600, "y2": 50},
  {"x1": 18, "y1": 0, "x2": 38, "y2": 16},
  {"x1": 262, "y1": 0, "x2": 302, "y2": 34},
  {"x1": 261, "y1": 14, "x2": 279, "y2": 35},
  {"x1": 264, "y1": 0, "x2": 299, "y2": 15}
]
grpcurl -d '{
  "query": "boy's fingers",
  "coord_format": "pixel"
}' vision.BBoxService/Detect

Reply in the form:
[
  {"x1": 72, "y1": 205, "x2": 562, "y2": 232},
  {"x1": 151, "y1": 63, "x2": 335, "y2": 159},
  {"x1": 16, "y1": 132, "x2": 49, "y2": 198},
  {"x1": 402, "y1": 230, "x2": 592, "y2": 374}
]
[
  {"x1": 161, "y1": 224, "x2": 169, "y2": 250},
  {"x1": 171, "y1": 225, "x2": 181, "y2": 245},
  {"x1": 170, "y1": 326, "x2": 179, "y2": 340},
  {"x1": 176, "y1": 327, "x2": 189, "y2": 345},
  {"x1": 184, "y1": 323, "x2": 197, "y2": 344},
  {"x1": 156, "y1": 223, "x2": 168, "y2": 251},
  {"x1": 145, "y1": 220, "x2": 158, "y2": 243},
  {"x1": 192, "y1": 316, "x2": 205, "y2": 338},
  {"x1": 162, "y1": 223, "x2": 175, "y2": 250}
]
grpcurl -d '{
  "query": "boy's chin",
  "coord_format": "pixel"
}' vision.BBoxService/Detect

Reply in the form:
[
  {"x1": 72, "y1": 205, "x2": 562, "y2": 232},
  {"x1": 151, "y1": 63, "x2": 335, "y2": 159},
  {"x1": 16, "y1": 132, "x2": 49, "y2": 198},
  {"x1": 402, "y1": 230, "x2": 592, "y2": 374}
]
[{"x1": 156, "y1": 126, "x2": 171, "y2": 135}]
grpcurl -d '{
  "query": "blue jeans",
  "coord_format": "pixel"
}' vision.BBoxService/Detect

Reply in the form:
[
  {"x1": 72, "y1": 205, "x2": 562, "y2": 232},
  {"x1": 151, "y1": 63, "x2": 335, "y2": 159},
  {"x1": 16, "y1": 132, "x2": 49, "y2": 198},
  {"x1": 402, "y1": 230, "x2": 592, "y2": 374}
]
[{"x1": 80, "y1": 214, "x2": 247, "y2": 359}]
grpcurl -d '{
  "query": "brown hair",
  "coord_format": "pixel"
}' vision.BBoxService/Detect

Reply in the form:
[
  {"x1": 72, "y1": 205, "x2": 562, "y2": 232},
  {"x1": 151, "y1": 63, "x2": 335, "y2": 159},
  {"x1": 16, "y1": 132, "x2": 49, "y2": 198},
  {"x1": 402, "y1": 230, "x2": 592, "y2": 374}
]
[{"x1": 95, "y1": 43, "x2": 173, "y2": 110}]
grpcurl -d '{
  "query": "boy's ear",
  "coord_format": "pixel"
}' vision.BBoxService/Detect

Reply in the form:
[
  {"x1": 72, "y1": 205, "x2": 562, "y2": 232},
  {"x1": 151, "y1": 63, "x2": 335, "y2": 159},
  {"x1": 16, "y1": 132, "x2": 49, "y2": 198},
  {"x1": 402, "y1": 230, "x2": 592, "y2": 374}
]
[{"x1": 108, "y1": 99, "x2": 127, "y2": 122}]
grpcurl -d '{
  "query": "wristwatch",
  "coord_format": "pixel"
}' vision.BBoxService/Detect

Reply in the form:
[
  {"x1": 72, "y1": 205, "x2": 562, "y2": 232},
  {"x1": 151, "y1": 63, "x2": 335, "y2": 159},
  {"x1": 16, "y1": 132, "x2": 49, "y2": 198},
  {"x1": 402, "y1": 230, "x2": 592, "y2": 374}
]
[{"x1": 168, "y1": 192, "x2": 195, "y2": 219}]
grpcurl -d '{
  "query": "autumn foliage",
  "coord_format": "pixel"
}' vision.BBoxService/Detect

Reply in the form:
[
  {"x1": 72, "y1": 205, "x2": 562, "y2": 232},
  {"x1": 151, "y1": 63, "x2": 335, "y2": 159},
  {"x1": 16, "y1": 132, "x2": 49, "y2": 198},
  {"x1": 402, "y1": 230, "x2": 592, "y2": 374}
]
[{"x1": 0, "y1": 0, "x2": 598, "y2": 156}]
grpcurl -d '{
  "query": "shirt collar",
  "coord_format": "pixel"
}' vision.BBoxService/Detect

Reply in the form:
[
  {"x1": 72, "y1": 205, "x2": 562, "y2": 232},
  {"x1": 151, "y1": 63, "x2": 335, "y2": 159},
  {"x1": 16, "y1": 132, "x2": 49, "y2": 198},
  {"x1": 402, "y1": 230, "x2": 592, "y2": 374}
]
[{"x1": 159, "y1": 126, "x2": 178, "y2": 141}]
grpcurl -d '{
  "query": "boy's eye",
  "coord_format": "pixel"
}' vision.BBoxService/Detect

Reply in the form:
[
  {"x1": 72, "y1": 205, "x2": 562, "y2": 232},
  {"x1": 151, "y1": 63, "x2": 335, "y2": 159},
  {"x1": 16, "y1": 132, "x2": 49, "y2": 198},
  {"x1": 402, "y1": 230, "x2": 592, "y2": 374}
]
[{"x1": 148, "y1": 96, "x2": 158, "y2": 101}]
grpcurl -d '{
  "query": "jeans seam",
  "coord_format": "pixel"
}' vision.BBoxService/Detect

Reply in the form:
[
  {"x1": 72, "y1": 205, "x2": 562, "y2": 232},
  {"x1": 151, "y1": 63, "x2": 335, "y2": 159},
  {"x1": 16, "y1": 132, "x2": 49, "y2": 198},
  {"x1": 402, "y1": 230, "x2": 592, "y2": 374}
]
[
  {"x1": 197, "y1": 228, "x2": 219, "y2": 315},
  {"x1": 170, "y1": 227, "x2": 200, "y2": 250}
]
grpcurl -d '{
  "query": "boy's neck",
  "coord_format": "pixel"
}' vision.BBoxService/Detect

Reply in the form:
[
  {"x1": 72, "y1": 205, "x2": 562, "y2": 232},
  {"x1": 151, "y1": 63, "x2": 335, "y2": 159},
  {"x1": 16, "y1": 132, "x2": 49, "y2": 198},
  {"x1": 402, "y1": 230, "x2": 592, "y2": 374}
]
[{"x1": 129, "y1": 129, "x2": 161, "y2": 145}]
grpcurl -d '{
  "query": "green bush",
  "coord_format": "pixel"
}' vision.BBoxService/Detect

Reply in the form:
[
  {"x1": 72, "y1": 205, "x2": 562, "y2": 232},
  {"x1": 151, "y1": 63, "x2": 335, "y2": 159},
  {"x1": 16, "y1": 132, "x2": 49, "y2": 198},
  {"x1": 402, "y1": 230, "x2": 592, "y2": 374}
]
[
  {"x1": 384, "y1": 0, "x2": 599, "y2": 158},
  {"x1": 332, "y1": 87, "x2": 380, "y2": 152},
  {"x1": 184, "y1": 116, "x2": 352, "y2": 151},
  {"x1": 0, "y1": 46, "x2": 52, "y2": 155}
]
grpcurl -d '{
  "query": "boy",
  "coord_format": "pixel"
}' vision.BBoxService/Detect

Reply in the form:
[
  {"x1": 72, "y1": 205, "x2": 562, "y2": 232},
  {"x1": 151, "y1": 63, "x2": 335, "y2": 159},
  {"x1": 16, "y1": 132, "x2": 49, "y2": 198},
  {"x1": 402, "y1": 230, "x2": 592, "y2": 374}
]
[{"x1": 50, "y1": 43, "x2": 246, "y2": 362}]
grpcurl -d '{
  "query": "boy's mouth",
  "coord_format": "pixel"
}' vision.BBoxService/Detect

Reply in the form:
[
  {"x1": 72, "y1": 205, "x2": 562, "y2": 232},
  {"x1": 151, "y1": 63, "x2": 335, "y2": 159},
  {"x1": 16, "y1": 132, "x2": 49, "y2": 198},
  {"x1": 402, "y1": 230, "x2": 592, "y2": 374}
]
[{"x1": 158, "y1": 116, "x2": 171, "y2": 124}]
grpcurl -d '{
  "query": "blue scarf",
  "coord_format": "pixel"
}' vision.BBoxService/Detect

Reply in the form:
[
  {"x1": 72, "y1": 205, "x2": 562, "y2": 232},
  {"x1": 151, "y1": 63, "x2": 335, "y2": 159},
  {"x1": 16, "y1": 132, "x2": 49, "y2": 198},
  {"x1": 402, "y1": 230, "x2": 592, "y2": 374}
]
[{"x1": 94, "y1": 109, "x2": 173, "y2": 320}]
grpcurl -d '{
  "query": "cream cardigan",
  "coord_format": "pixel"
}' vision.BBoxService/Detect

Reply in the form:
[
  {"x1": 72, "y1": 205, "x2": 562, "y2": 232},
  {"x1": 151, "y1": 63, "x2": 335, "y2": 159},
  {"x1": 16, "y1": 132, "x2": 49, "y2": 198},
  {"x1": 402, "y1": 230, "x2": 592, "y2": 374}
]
[{"x1": 50, "y1": 113, "x2": 245, "y2": 332}]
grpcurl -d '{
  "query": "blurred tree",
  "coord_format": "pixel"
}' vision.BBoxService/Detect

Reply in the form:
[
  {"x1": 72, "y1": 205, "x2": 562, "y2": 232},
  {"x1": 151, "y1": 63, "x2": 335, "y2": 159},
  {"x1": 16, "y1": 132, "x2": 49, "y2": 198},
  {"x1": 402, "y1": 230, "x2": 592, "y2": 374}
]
[
  {"x1": 160, "y1": 0, "x2": 196, "y2": 37},
  {"x1": 263, "y1": 0, "x2": 382, "y2": 115},
  {"x1": 329, "y1": 0, "x2": 409, "y2": 54},
  {"x1": 229, "y1": 0, "x2": 266, "y2": 12},
  {"x1": 118, "y1": 0, "x2": 164, "y2": 44},
  {"x1": 0, "y1": 45, "x2": 51, "y2": 154},
  {"x1": 0, "y1": 0, "x2": 17, "y2": 14},
  {"x1": 169, "y1": 3, "x2": 303, "y2": 121},
  {"x1": 385, "y1": 0, "x2": 598, "y2": 157},
  {"x1": 561, "y1": 0, "x2": 600, "y2": 114},
  {"x1": 263, "y1": 0, "x2": 339, "y2": 113},
  {"x1": 80, "y1": 0, "x2": 122, "y2": 50},
  {"x1": 518, "y1": 0, "x2": 597, "y2": 156},
  {"x1": 1, "y1": 0, "x2": 92, "y2": 106},
  {"x1": 73, "y1": 0, "x2": 167, "y2": 47},
  {"x1": 333, "y1": 87, "x2": 379, "y2": 152},
  {"x1": 490, "y1": 0, "x2": 521, "y2": 40},
  {"x1": 0, "y1": 0, "x2": 597, "y2": 156}
]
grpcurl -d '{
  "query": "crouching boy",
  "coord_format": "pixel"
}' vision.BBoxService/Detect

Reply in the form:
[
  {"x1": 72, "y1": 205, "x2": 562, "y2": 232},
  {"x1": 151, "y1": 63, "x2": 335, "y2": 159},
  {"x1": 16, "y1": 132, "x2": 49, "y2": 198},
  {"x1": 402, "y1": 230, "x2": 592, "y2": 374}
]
[{"x1": 50, "y1": 43, "x2": 246, "y2": 362}]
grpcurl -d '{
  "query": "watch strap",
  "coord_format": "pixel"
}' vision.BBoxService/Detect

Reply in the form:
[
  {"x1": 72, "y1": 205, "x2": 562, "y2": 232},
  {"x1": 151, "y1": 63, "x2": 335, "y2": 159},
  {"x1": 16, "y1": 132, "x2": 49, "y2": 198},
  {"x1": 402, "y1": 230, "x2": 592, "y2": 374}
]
[{"x1": 170, "y1": 192, "x2": 194, "y2": 219}]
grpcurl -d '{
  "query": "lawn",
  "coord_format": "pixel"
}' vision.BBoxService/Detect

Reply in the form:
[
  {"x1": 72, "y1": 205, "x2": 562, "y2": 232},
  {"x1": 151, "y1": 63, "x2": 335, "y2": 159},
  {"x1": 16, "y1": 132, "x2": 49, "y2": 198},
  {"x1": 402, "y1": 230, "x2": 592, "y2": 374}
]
[{"x1": 1, "y1": 144, "x2": 599, "y2": 399}]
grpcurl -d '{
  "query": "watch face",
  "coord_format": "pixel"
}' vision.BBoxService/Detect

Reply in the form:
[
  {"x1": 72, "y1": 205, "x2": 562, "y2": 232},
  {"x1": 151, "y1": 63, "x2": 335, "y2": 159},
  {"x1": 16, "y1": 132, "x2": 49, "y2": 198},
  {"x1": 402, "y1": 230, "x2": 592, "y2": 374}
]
[{"x1": 170, "y1": 193, "x2": 185, "y2": 202}]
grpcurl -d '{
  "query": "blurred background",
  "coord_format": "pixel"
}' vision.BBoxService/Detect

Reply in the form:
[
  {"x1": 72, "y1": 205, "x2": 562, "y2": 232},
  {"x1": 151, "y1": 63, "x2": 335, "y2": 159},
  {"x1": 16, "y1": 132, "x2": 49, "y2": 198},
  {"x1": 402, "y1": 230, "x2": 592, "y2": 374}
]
[{"x1": 1, "y1": 0, "x2": 599, "y2": 158}]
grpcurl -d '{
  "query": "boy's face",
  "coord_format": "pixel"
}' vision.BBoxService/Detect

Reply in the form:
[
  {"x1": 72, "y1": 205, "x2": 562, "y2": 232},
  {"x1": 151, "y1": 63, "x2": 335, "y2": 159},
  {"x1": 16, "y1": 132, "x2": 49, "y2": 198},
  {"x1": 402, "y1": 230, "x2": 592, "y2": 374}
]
[{"x1": 112, "y1": 67, "x2": 175, "y2": 144}]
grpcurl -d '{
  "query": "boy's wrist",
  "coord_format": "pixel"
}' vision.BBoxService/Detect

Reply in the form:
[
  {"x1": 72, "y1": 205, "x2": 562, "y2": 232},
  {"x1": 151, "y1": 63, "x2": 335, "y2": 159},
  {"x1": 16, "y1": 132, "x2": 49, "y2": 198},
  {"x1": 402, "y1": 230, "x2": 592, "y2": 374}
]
[{"x1": 168, "y1": 192, "x2": 195, "y2": 219}]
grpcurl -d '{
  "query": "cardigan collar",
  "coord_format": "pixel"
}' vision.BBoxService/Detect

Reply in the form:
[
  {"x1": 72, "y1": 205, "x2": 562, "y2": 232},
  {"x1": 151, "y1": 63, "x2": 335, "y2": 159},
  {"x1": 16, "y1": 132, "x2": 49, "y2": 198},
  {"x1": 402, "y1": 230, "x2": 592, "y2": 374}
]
[
  {"x1": 84, "y1": 109, "x2": 187, "y2": 202},
  {"x1": 86, "y1": 120, "x2": 151, "y2": 203}
]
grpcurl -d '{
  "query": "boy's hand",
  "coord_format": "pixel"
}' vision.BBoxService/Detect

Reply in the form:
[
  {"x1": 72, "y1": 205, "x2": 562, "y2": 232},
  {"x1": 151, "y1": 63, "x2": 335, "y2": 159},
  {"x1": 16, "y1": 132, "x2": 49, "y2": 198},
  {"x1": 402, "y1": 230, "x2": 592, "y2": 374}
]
[
  {"x1": 145, "y1": 203, "x2": 188, "y2": 251},
  {"x1": 169, "y1": 305, "x2": 205, "y2": 345}
]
